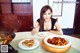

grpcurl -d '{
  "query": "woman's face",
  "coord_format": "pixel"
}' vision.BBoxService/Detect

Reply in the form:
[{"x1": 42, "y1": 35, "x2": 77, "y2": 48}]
[{"x1": 43, "y1": 9, "x2": 52, "y2": 22}]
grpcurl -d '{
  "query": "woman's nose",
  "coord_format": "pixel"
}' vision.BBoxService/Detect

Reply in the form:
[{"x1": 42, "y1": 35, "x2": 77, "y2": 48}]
[{"x1": 46, "y1": 15, "x2": 49, "y2": 18}]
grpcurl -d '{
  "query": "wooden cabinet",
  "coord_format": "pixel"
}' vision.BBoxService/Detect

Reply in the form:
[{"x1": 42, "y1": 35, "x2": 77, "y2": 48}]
[{"x1": 0, "y1": 0, "x2": 33, "y2": 32}]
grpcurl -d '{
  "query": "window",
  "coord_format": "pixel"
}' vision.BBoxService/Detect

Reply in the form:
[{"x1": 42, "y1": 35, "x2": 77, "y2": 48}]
[{"x1": 12, "y1": 0, "x2": 31, "y2": 3}]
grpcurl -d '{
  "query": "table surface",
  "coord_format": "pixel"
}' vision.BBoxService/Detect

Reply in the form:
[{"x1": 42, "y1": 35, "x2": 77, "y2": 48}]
[{"x1": 10, "y1": 32, "x2": 80, "y2": 53}]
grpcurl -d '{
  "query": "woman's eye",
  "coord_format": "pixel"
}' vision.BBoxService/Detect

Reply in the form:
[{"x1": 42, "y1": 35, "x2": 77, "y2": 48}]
[
  {"x1": 44, "y1": 13, "x2": 46, "y2": 15},
  {"x1": 48, "y1": 13, "x2": 51, "y2": 15}
]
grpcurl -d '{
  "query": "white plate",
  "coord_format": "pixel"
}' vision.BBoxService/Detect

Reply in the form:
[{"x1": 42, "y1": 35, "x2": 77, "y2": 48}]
[
  {"x1": 18, "y1": 39, "x2": 39, "y2": 50},
  {"x1": 37, "y1": 32, "x2": 50, "y2": 37}
]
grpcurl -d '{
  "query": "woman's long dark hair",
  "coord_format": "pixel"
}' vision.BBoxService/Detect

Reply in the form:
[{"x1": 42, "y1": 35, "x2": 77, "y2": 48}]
[{"x1": 39, "y1": 5, "x2": 53, "y2": 31}]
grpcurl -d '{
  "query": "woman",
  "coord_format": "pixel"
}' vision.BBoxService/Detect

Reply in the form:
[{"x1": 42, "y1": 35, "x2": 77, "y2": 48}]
[{"x1": 32, "y1": 5, "x2": 63, "y2": 35}]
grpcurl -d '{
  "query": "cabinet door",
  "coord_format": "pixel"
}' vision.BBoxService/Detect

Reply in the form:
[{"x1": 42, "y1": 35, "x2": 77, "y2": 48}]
[
  {"x1": 1, "y1": 3, "x2": 12, "y2": 13},
  {"x1": 12, "y1": 4, "x2": 32, "y2": 14},
  {"x1": 2, "y1": 14, "x2": 21, "y2": 32},
  {"x1": 0, "y1": 0, "x2": 11, "y2": 3},
  {"x1": 18, "y1": 15, "x2": 33, "y2": 31},
  {"x1": 1, "y1": 14, "x2": 33, "y2": 32},
  {"x1": 0, "y1": 0, "x2": 12, "y2": 13}
]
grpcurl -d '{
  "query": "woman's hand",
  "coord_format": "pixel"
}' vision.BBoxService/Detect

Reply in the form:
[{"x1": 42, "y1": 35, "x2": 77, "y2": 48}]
[
  {"x1": 31, "y1": 29, "x2": 36, "y2": 35},
  {"x1": 48, "y1": 30, "x2": 63, "y2": 35},
  {"x1": 49, "y1": 21, "x2": 63, "y2": 35},
  {"x1": 31, "y1": 28, "x2": 39, "y2": 35},
  {"x1": 31, "y1": 21, "x2": 40, "y2": 35}
]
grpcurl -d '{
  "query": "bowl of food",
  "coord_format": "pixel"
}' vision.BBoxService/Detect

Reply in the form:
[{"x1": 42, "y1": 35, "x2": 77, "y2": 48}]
[
  {"x1": 0, "y1": 31, "x2": 15, "y2": 45},
  {"x1": 41, "y1": 35, "x2": 71, "y2": 53}
]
